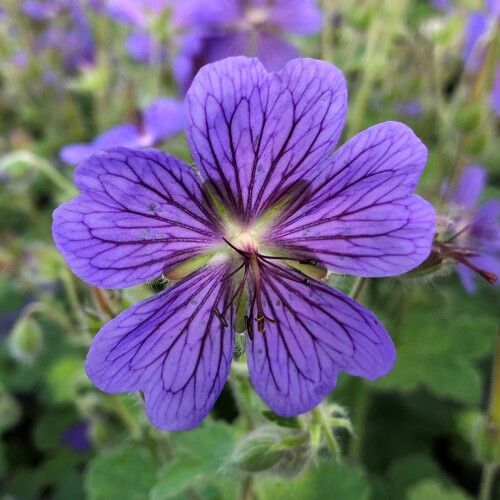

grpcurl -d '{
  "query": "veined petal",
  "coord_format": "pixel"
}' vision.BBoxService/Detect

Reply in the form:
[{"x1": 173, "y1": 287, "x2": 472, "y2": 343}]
[
  {"x1": 246, "y1": 269, "x2": 395, "y2": 416},
  {"x1": 268, "y1": 122, "x2": 436, "y2": 277},
  {"x1": 186, "y1": 57, "x2": 347, "y2": 223},
  {"x1": 52, "y1": 147, "x2": 221, "y2": 288},
  {"x1": 85, "y1": 264, "x2": 235, "y2": 431}
]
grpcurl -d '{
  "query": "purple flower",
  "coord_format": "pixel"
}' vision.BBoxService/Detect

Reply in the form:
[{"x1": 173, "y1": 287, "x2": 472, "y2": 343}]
[
  {"x1": 102, "y1": 0, "x2": 170, "y2": 64},
  {"x1": 62, "y1": 421, "x2": 92, "y2": 453},
  {"x1": 52, "y1": 57, "x2": 436, "y2": 431},
  {"x1": 436, "y1": 165, "x2": 500, "y2": 293},
  {"x1": 59, "y1": 98, "x2": 184, "y2": 164},
  {"x1": 23, "y1": 0, "x2": 95, "y2": 71},
  {"x1": 174, "y1": 0, "x2": 322, "y2": 94},
  {"x1": 430, "y1": 0, "x2": 452, "y2": 12}
]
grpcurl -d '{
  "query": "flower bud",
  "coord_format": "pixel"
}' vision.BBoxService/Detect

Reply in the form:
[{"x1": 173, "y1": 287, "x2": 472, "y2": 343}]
[
  {"x1": 8, "y1": 316, "x2": 43, "y2": 364},
  {"x1": 229, "y1": 426, "x2": 309, "y2": 475}
]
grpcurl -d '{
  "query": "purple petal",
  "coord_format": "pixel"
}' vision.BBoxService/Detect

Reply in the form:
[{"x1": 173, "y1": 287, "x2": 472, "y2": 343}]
[
  {"x1": 125, "y1": 32, "x2": 167, "y2": 64},
  {"x1": 267, "y1": 0, "x2": 323, "y2": 34},
  {"x1": 490, "y1": 64, "x2": 500, "y2": 116},
  {"x1": 85, "y1": 264, "x2": 235, "y2": 431},
  {"x1": 246, "y1": 270, "x2": 395, "y2": 416},
  {"x1": 463, "y1": 12, "x2": 488, "y2": 72},
  {"x1": 60, "y1": 144, "x2": 98, "y2": 165},
  {"x1": 471, "y1": 199, "x2": 500, "y2": 250},
  {"x1": 200, "y1": 32, "x2": 251, "y2": 66},
  {"x1": 430, "y1": 0, "x2": 452, "y2": 12},
  {"x1": 486, "y1": 0, "x2": 500, "y2": 17},
  {"x1": 186, "y1": 57, "x2": 347, "y2": 222},
  {"x1": 52, "y1": 148, "x2": 221, "y2": 288},
  {"x1": 254, "y1": 33, "x2": 299, "y2": 72},
  {"x1": 457, "y1": 264, "x2": 477, "y2": 294},
  {"x1": 143, "y1": 98, "x2": 185, "y2": 143},
  {"x1": 268, "y1": 122, "x2": 436, "y2": 277},
  {"x1": 185, "y1": 0, "x2": 243, "y2": 25},
  {"x1": 59, "y1": 124, "x2": 141, "y2": 165},
  {"x1": 449, "y1": 164, "x2": 486, "y2": 208},
  {"x1": 93, "y1": 124, "x2": 141, "y2": 148},
  {"x1": 458, "y1": 253, "x2": 500, "y2": 294}
]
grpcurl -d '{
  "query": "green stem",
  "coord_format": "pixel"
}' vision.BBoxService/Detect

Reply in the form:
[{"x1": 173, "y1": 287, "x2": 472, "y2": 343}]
[
  {"x1": 349, "y1": 277, "x2": 367, "y2": 301},
  {"x1": 230, "y1": 363, "x2": 257, "y2": 430},
  {"x1": 479, "y1": 463, "x2": 498, "y2": 500},
  {"x1": 23, "y1": 302, "x2": 74, "y2": 333},
  {"x1": 311, "y1": 405, "x2": 340, "y2": 459},
  {"x1": 349, "y1": 379, "x2": 370, "y2": 462},
  {"x1": 321, "y1": 0, "x2": 335, "y2": 62}
]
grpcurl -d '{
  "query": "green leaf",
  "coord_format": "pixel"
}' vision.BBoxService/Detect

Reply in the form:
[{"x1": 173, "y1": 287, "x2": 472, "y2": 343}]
[
  {"x1": 373, "y1": 284, "x2": 497, "y2": 404},
  {"x1": 255, "y1": 459, "x2": 370, "y2": 500},
  {"x1": 148, "y1": 420, "x2": 237, "y2": 499},
  {"x1": 86, "y1": 443, "x2": 157, "y2": 500},
  {"x1": 386, "y1": 453, "x2": 444, "y2": 498},
  {"x1": 406, "y1": 479, "x2": 471, "y2": 500},
  {"x1": 149, "y1": 458, "x2": 207, "y2": 500}
]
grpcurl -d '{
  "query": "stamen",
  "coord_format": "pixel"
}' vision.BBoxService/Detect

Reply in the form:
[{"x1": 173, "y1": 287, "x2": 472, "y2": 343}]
[
  {"x1": 245, "y1": 315, "x2": 254, "y2": 340},
  {"x1": 222, "y1": 237, "x2": 250, "y2": 258},
  {"x1": 220, "y1": 262, "x2": 245, "y2": 282},
  {"x1": 438, "y1": 243, "x2": 498, "y2": 284},
  {"x1": 213, "y1": 307, "x2": 228, "y2": 327},
  {"x1": 259, "y1": 257, "x2": 310, "y2": 285}
]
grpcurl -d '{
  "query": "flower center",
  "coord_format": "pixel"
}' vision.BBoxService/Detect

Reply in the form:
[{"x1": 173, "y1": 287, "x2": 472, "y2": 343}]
[
  {"x1": 245, "y1": 6, "x2": 270, "y2": 28},
  {"x1": 230, "y1": 231, "x2": 259, "y2": 254}
]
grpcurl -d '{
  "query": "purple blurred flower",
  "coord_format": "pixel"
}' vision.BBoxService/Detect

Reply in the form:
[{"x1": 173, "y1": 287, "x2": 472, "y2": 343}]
[
  {"x1": 62, "y1": 422, "x2": 92, "y2": 453},
  {"x1": 462, "y1": 2, "x2": 500, "y2": 115},
  {"x1": 59, "y1": 98, "x2": 184, "y2": 164},
  {"x1": 52, "y1": 57, "x2": 435, "y2": 431},
  {"x1": 102, "y1": 0, "x2": 170, "y2": 64},
  {"x1": 437, "y1": 165, "x2": 500, "y2": 293},
  {"x1": 430, "y1": 0, "x2": 452, "y2": 12},
  {"x1": 174, "y1": 0, "x2": 322, "y2": 94},
  {"x1": 24, "y1": 0, "x2": 95, "y2": 71},
  {"x1": 396, "y1": 100, "x2": 423, "y2": 118}
]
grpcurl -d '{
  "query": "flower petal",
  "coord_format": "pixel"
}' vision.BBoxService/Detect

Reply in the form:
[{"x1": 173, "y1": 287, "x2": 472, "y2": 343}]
[
  {"x1": 186, "y1": 57, "x2": 347, "y2": 222},
  {"x1": 254, "y1": 33, "x2": 299, "y2": 72},
  {"x1": 86, "y1": 264, "x2": 235, "y2": 431},
  {"x1": 143, "y1": 98, "x2": 185, "y2": 144},
  {"x1": 267, "y1": 0, "x2": 323, "y2": 34},
  {"x1": 268, "y1": 122, "x2": 436, "y2": 277},
  {"x1": 472, "y1": 199, "x2": 500, "y2": 250},
  {"x1": 52, "y1": 147, "x2": 221, "y2": 288},
  {"x1": 449, "y1": 164, "x2": 486, "y2": 208},
  {"x1": 246, "y1": 269, "x2": 395, "y2": 416},
  {"x1": 59, "y1": 124, "x2": 141, "y2": 165},
  {"x1": 463, "y1": 12, "x2": 488, "y2": 72}
]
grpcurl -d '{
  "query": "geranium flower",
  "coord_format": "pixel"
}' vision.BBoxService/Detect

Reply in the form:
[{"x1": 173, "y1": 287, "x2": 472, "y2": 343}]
[
  {"x1": 174, "y1": 0, "x2": 322, "y2": 94},
  {"x1": 462, "y1": 0, "x2": 500, "y2": 115},
  {"x1": 52, "y1": 57, "x2": 436, "y2": 431},
  {"x1": 435, "y1": 165, "x2": 500, "y2": 293},
  {"x1": 101, "y1": 0, "x2": 170, "y2": 64},
  {"x1": 59, "y1": 98, "x2": 184, "y2": 165}
]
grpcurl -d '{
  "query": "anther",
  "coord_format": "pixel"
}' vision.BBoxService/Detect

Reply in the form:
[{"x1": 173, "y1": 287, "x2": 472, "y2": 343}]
[
  {"x1": 256, "y1": 313, "x2": 266, "y2": 334},
  {"x1": 213, "y1": 307, "x2": 228, "y2": 327},
  {"x1": 299, "y1": 259, "x2": 318, "y2": 266},
  {"x1": 245, "y1": 315, "x2": 254, "y2": 340}
]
